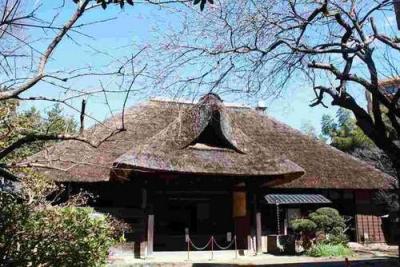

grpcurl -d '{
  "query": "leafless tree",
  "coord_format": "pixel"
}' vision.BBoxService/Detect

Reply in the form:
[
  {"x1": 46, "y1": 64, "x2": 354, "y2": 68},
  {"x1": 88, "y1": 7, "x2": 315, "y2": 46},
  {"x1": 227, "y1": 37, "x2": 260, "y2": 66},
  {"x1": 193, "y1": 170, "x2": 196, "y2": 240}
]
[
  {"x1": 149, "y1": 0, "x2": 400, "y2": 177},
  {"x1": 0, "y1": 0, "x2": 187, "y2": 182}
]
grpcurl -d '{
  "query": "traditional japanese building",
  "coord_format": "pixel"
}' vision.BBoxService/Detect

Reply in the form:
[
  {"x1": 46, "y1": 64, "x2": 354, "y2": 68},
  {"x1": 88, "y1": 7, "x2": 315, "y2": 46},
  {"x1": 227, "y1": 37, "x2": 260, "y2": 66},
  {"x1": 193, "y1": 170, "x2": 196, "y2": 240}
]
[
  {"x1": 31, "y1": 93, "x2": 397, "y2": 252},
  {"x1": 366, "y1": 77, "x2": 400, "y2": 116}
]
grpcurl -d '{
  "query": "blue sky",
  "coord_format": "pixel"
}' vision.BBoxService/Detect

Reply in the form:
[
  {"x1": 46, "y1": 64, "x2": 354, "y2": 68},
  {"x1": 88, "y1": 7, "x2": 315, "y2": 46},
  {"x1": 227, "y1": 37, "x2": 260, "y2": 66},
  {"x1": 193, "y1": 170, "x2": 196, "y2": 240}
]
[{"x1": 19, "y1": 1, "x2": 396, "y2": 134}]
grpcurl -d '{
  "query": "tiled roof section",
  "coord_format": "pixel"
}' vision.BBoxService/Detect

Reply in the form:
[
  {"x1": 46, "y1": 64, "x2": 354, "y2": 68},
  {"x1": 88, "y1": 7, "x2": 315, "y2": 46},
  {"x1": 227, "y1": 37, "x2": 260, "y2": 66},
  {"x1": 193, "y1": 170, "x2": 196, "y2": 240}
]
[{"x1": 264, "y1": 194, "x2": 332, "y2": 205}]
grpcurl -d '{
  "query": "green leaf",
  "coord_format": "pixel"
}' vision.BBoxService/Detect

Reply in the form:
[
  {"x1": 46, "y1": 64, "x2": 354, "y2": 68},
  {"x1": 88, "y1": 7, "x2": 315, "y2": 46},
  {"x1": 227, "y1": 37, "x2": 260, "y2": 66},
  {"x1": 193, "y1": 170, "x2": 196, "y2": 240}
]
[{"x1": 193, "y1": 0, "x2": 201, "y2": 4}]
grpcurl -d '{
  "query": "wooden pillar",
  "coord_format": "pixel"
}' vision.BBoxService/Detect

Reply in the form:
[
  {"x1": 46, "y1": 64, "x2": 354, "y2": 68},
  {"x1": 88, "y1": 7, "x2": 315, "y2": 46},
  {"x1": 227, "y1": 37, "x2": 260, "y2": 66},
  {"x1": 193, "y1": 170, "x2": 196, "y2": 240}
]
[
  {"x1": 256, "y1": 212, "x2": 262, "y2": 254},
  {"x1": 134, "y1": 186, "x2": 148, "y2": 259},
  {"x1": 252, "y1": 190, "x2": 262, "y2": 254},
  {"x1": 147, "y1": 214, "x2": 154, "y2": 256},
  {"x1": 142, "y1": 181, "x2": 155, "y2": 257}
]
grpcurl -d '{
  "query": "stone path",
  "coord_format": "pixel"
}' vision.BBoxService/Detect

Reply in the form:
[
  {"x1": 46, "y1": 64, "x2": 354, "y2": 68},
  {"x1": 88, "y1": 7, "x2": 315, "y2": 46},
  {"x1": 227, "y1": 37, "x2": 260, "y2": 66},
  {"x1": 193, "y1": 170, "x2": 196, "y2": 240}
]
[{"x1": 348, "y1": 242, "x2": 399, "y2": 257}]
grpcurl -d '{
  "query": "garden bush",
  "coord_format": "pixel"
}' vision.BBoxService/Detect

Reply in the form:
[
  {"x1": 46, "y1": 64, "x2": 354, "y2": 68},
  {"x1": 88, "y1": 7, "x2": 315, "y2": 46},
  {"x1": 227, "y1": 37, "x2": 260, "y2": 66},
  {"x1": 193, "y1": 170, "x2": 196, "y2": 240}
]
[
  {"x1": 290, "y1": 218, "x2": 317, "y2": 249},
  {"x1": 309, "y1": 208, "x2": 346, "y2": 232},
  {"x1": 291, "y1": 218, "x2": 317, "y2": 233},
  {"x1": 1, "y1": 195, "x2": 120, "y2": 266},
  {"x1": 309, "y1": 207, "x2": 348, "y2": 245},
  {"x1": 0, "y1": 174, "x2": 124, "y2": 266},
  {"x1": 0, "y1": 193, "x2": 30, "y2": 264},
  {"x1": 290, "y1": 207, "x2": 349, "y2": 254},
  {"x1": 306, "y1": 243, "x2": 353, "y2": 257}
]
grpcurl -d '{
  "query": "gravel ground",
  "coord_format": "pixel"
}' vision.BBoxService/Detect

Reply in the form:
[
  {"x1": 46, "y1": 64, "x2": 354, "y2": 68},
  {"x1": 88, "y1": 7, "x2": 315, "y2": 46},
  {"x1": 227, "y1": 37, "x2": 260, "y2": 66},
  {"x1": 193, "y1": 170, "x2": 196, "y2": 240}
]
[{"x1": 107, "y1": 243, "x2": 399, "y2": 267}]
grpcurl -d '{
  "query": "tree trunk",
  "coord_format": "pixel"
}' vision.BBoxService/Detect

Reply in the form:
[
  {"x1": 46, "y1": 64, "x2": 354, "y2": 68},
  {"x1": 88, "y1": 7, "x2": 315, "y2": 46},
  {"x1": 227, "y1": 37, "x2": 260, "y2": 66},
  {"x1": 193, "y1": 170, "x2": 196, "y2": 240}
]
[{"x1": 396, "y1": 164, "x2": 400, "y2": 261}]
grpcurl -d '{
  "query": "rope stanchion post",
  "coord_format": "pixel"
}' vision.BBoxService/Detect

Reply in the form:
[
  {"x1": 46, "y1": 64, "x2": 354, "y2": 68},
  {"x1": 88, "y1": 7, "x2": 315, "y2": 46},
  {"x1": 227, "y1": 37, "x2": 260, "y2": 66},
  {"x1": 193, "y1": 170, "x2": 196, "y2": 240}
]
[
  {"x1": 187, "y1": 238, "x2": 190, "y2": 261},
  {"x1": 210, "y1": 236, "x2": 214, "y2": 260},
  {"x1": 234, "y1": 235, "x2": 238, "y2": 259}
]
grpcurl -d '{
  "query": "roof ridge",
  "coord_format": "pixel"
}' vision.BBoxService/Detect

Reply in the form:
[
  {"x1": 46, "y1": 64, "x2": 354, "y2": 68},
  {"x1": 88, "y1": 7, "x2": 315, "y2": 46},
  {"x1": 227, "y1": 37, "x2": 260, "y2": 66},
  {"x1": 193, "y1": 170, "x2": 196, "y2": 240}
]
[{"x1": 150, "y1": 98, "x2": 251, "y2": 109}]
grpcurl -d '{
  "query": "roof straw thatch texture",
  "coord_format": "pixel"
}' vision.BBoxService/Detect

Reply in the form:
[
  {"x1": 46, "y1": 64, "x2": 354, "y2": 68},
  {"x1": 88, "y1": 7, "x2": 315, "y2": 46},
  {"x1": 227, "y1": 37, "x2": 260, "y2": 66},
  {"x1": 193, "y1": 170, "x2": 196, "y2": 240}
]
[{"x1": 29, "y1": 94, "x2": 394, "y2": 189}]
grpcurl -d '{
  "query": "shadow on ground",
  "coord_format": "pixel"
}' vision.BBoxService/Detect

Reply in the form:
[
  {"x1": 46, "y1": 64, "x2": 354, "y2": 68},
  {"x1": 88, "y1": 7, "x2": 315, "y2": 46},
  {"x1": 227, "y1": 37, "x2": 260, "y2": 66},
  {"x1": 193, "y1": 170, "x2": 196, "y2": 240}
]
[{"x1": 191, "y1": 257, "x2": 399, "y2": 267}]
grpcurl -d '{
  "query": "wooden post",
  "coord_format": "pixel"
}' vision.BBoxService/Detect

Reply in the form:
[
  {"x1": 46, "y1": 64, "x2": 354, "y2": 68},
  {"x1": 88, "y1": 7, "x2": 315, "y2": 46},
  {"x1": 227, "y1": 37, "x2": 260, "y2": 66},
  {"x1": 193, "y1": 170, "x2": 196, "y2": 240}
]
[
  {"x1": 234, "y1": 235, "x2": 238, "y2": 259},
  {"x1": 147, "y1": 214, "x2": 154, "y2": 256},
  {"x1": 187, "y1": 238, "x2": 190, "y2": 261},
  {"x1": 211, "y1": 236, "x2": 214, "y2": 260},
  {"x1": 256, "y1": 212, "x2": 262, "y2": 255},
  {"x1": 284, "y1": 217, "x2": 288, "y2": 235},
  {"x1": 252, "y1": 189, "x2": 262, "y2": 255}
]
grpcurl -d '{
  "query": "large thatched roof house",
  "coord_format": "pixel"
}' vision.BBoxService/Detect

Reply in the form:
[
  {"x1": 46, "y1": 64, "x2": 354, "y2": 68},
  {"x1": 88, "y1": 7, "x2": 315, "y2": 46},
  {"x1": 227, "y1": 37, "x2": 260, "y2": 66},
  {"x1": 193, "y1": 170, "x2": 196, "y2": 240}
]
[{"x1": 32, "y1": 93, "x2": 396, "y2": 252}]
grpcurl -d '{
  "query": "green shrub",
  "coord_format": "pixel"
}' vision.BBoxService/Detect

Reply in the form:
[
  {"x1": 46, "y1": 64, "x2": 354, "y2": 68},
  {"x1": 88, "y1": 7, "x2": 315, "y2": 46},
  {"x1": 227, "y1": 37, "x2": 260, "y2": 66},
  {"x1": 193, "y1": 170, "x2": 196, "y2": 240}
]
[
  {"x1": 1, "y1": 192, "x2": 121, "y2": 266},
  {"x1": 309, "y1": 207, "x2": 347, "y2": 245},
  {"x1": 291, "y1": 219, "x2": 317, "y2": 249},
  {"x1": 306, "y1": 243, "x2": 353, "y2": 257},
  {"x1": 309, "y1": 208, "x2": 346, "y2": 233},
  {"x1": 0, "y1": 193, "x2": 30, "y2": 263},
  {"x1": 290, "y1": 207, "x2": 349, "y2": 251},
  {"x1": 291, "y1": 219, "x2": 317, "y2": 233},
  {"x1": 325, "y1": 227, "x2": 349, "y2": 245}
]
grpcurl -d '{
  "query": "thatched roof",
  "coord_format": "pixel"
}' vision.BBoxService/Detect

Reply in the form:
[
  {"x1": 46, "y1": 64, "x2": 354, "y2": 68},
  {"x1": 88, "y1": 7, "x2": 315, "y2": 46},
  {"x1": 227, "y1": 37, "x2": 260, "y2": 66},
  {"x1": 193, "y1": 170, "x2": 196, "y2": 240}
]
[
  {"x1": 379, "y1": 77, "x2": 400, "y2": 88},
  {"x1": 112, "y1": 94, "x2": 304, "y2": 181},
  {"x1": 29, "y1": 94, "x2": 395, "y2": 189}
]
